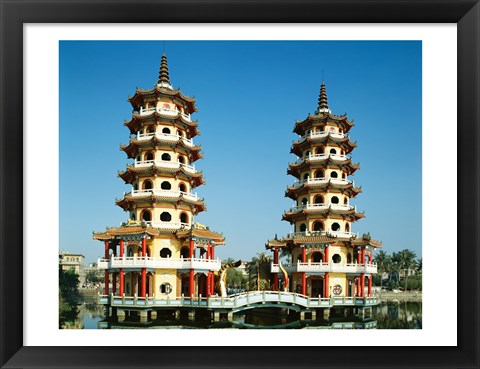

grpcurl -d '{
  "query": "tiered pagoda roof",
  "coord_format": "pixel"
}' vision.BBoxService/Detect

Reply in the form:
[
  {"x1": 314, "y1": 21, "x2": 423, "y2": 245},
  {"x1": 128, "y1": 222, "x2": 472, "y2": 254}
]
[
  {"x1": 115, "y1": 193, "x2": 206, "y2": 214},
  {"x1": 124, "y1": 114, "x2": 200, "y2": 138},
  {"x1": 285, "y1": 179, "x2": 362, "y2": 199},
  {"x1": 290, "y1": 133, "x2": 357, "y2": 156},
  {"x1": 118, "y1": 165, "x2": 205, "y2": 187},
  {"x1": 287, "y1": 156, "x2": 360, "y2": 178},
  {"x1": 120, "y1": 137, "x2": 203, "y2": 162}
]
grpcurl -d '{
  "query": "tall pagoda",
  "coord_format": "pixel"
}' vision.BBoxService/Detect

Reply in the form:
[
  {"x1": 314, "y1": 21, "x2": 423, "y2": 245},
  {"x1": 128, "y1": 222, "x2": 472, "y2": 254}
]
[
  {"x1": 266, "y1": 83, "x2": 381, "y2": 301},
  {"x1": 93, "y1": 54, "x2": 225, "y2": 303}
]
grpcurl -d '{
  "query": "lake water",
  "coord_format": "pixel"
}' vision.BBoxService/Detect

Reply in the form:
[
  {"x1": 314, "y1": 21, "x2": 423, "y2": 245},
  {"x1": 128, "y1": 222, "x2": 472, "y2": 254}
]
[{"x1": 60, "y1": 296, "x2": 421, "y2": 329}]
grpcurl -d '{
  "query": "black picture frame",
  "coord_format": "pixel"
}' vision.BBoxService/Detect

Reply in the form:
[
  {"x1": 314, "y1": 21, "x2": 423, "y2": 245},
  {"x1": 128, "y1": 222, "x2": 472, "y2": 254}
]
[{"x1": 1, "y1": 1, "x2": 479, "y2": 368}]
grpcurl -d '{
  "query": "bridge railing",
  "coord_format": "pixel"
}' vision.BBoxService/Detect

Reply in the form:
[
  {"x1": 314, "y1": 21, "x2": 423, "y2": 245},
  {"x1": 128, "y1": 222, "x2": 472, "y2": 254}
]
[{"x1": 98, "y1": 290, "x2": 379, "y2": 309}]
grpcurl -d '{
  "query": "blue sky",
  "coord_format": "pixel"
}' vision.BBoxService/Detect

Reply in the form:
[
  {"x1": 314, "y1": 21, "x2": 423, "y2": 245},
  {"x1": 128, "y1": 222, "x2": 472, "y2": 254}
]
[{"x1": 60, "y1": 40, "x2": 422, "y2": 264}]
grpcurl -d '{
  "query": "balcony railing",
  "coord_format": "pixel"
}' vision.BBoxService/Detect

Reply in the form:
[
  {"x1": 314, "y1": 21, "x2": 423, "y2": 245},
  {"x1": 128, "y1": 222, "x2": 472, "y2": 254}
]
[
  {"x1": 286, "y1": 203, "x2": 355, "y2": 213},
  {"x1": 287, "y1": 230, "x2": 359, "y2": 238},
  {"x1": 144, "y1": 221, "x2": 191, "y2": 229},
  {"x1": 97, "y1": 256, "x2": 221, "y2": 271},
  {"x1": 134, "y1": 159, "x2": 196, "y2": 173},
  {"x1": 129, "y1": 189, "x2": 198, "y2": 201},
  {"x1": 294, "y1": 153, "x2": 350, "y2": 164},
  {"x1": 297, "y1": 130, "x2": 347, "y2": 143},
  {"x1": 136, "y1": 132, "x2": 194, "y2": 147},
  {"x1": 138, "y1": 106, "x2": 191, "y2": 121},
  {"x1": 290, "y1": 177, "x2": 353, "y2": 188},
  {"x1": 271, "y1": 261, "x2": 377, "y2": 274}
]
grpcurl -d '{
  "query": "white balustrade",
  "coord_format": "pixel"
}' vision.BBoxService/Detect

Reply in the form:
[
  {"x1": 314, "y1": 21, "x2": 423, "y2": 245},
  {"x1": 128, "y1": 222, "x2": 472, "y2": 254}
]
[
  {"x1": 294, "y1": 153, "x2": 350, "y2": 165},
  {"x1": 130, "y1": 189, "x2": 198, "y2": 200},
  {"x1": 271, "y1": 261, "x2": 377, "y2": 274},
  {"x1": 290, "y1": 177, "x2": 353, "y2": 189},
  {"x1": 138, "y1": 106, "x2": 191, "y2": 121},
  {"x1": 136, "y1": 132, "x2": 194, "y2": 146},
  {"x1": 144, "y1": 221, "x2": 191, "y2": 229},
  {"x1": 133, "y1": 159, "x2": 196, "y2": 173},
  {"x1": 285, "y1": 203, "x2": 354, "y2": 213},
  {"x1": 287, "y1": 230, "x2": 359, "y2": 238},
  {"x1": 296, "y1": 130, "x2": 347, "y2": 143},
  {"x1": 97, "y1": 256, "x2": 221, "y2": 271}
]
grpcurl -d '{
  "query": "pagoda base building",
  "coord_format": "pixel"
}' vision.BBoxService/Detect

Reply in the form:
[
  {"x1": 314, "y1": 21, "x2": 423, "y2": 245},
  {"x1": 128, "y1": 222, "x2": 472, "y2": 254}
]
[{"x1": 266, "y1": 83, "x2": 382, "y2": 309}]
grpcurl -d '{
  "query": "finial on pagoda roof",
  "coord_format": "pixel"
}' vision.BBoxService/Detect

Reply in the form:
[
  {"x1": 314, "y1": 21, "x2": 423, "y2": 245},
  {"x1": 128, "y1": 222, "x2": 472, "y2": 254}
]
[
  {"x1": 157, "y1": 53, "x2": 173, "y2": 90},
  {"x1": 316, "y1": 82, "x2": 331, "y2": 114}
]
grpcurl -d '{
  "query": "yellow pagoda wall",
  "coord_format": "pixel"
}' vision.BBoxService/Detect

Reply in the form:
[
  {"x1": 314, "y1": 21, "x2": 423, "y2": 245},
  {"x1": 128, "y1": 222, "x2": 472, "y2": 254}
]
[
  {"x1": 153, "y1": 268, "x2": 177, "y2": 300},
  {"x1": 327, "y1": 272, "x2": 347, "y2": 297}
]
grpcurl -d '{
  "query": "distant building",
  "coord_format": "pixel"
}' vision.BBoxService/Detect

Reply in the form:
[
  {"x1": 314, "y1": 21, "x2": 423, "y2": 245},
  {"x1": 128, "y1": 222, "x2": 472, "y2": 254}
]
[{"x1": 59, "y1": 251, "x2": 85, "y2": 284}]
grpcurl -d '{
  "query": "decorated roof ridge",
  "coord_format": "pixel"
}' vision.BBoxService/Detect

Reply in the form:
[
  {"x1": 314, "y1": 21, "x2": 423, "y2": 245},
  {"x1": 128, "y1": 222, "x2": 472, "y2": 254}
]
[
  {"x1": 351, "y1": 237, "x2": 383, "y2": 248},
  {"x1": 287, "y1": 157, "x2": 360, "y2": 170},
  {"x1": 92, "y1": 223, "x2": 161, "y2": 240},
  {"x1": 120, "y1": 136, "x2": 202, "y2": 151},
  {"x1": 117, "y1": 166, "x2": 205, "y2": 187},
  {"x1": 265, "y1": 239, "x2": 288, "y2": 248},
  {"x1": 124, "y1": 113, "x2": 199, "y2": 127},
  {"x1": 128, "y1": 87, "x2": 197, "y2": 106},
  {"x1": 157, "y1": 53, "x2": 172, "y2": 89},
  {"x1": 118, "y1": 164, "x2": 204, "y2": 176},
  {"x1": 176, "y1": 223, "x2": 225, "y2": 244},
  {"x1": 316, "y1": 82, "x2": 331, "y2": 114},
  {"x1": 115, "y1": 195, "x2": 206, "y2": 211}
]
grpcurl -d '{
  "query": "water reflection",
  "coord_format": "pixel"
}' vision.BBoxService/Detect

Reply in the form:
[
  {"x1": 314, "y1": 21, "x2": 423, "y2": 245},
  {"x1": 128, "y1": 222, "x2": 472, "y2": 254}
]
[{"x1": 60, "y1": 298, "x2": 421, "y2": 330}]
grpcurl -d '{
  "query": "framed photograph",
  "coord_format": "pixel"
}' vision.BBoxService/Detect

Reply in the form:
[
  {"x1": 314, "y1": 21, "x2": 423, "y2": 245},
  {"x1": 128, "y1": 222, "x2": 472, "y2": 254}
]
[{"x1": 1, "y1": 1, "x2": 479, "y2": 368}]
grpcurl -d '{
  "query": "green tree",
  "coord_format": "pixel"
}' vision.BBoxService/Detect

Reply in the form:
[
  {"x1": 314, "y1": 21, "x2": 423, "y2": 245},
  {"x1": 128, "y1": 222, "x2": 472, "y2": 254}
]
[
  {"x1": 221, "y1": 258, "x2": 247, "y2": 290},
  {"x1": 392, "y1": 249, "x2": 417, "y2": 291},
  {"x1": 85, "y1": 270, "x2": 102, "y2": 283},
  {"x1": 374, "y1": 250, "x2": 391, "y2": 289}
]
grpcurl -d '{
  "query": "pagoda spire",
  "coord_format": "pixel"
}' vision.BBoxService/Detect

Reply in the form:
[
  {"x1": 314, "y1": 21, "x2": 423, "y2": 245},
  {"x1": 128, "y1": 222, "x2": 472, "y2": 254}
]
[
  {"x1": 157, "y1": 53, "x2": 173, "y2": 89},
  {"x1": 317, "y1": 82, "x2": 331, "y2": 114}
]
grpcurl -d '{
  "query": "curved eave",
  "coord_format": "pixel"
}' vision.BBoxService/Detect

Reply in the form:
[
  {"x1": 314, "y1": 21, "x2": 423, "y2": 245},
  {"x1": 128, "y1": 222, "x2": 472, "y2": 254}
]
[
  {"x1": 124, "y1": 115, "x2": 200, "y2": 137},
  {"x1": 118, "y1": 166, "x2": 205, "y2": 187},
  {"x1": 291, "y1": 138, "x2": 357, "y2": 156},
  {"x1": 128, "y1": 87, "x2": 197, "y2": 113},
  {"x1": 120, "y1": 139, "x2": 202, "y2": 161},
  {"x1": 287, "y1": 160, "x2": 360, "y2": 178},
  {"x1": 176, "y1": 228, "x2": 225, "y2": 245},
  {"x1": 293, "y1": 113, "x2": 354, "y2": 135},
  {"x1": 282, "y1": 209, "x2": 365, "y2": 223},
  {"x1": 265, "y1": 239, "x2": 288, "y2": 249},
  {"x1": 92, "y1": 225, "x2": 160, "y2": 241},
  {"x1": 285, "y1": 184, "x2": 363, "y2": 200},
  {"x1": 115, "y1": 195, "x2": 206, "y2": 214},
  {"x1": 352, "y1": 238, "x2": 383, "y2": 248}
]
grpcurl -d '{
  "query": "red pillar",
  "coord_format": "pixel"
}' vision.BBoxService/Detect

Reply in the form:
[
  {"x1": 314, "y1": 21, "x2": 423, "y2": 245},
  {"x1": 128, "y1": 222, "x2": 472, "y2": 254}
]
[
  {"x1": 356, "y1": 278, "x2": 360, "y2": 296},
  {"x1": 112, "y1": 273, "x2": 117, "y2": 294},
  {"x1": 361, "y1": 247, "x2": 366, "y2": 264},
  {"x1": 119, "y1": 239, "x2": 124, "y2": 296},
  {"x1": 368, "y1": 275, "x2": 372, "y2": 296},
  {"x1": 141, "y1": 237, "x2": 147, "y2": 297},
  {"x1": 370, "y1": 250, "x2": 373, "y2": 264},
  {"x1": 324, "y1": 272, "x2": 329, "y2": 298},
  {"x1": 104, "y1": 241, "x2": 109, "y2": 295},
  {"x1": 301, "y1": 247, "x2": 307, "y2": 295},
  {"x1": 325, "y1": 245, "x2": 329, "y2": 263},
  {"x1": 211, "y1": 245, "x2": 215, "y2": 260},
  {"x1": 361, "y1": 273, "x2": 365, "y2": 298},
  {"x1": 189, "y1": 238, "x2": 195, "y2": 297},
  {"x1": 273, "y1": 248, "x2": 279, "y2": 291}
]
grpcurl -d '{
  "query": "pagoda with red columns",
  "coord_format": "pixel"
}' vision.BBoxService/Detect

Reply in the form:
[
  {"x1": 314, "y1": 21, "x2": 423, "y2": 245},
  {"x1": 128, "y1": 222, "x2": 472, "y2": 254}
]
[
  {"x1": 266, "y1": 83, "x2": 381, "y2": 302},
  {"x1": 93, "y1": 54, "x2": 225, "y2": 307}
]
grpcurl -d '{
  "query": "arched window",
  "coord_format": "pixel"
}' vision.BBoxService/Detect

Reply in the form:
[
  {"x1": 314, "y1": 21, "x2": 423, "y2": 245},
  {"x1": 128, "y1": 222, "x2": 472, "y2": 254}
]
[
  {"x1": 330, "y1": 171, "x2": 338, "y2": 178},
  {"x1": 347, "y1": 253, "x2": 352, "y2": 263},
  {"x1": 161, "y1": 181, "x2": 171, "y2": 190},
  {"x1": 313, "y1": 221, "x2": 324, "y2": 232},
  {"x1": 161, "y1": 153, "x2": 171, "y2": 161},
  {"x1": 160, "y1": 248, "x2": 172, "y2": 258},
  {"x1": 177, "y1": 130, "x2": 183, "y2": 137},
  {"x1": 178, "y1": 156, "x2": 185, "y2": 164},
  {"x1": 301, "y1": 198, "x2": 308, "y2": 205},
  {"x1": 160, "y1": 212, "x2": 172, "y2": 222},
  {"x1": 345, "y1": 223, "x2": 350, "y2": 232},
  {"x1": 331, "y1": 196, "x2": 339, "y2": 204},
  {"x1": 332, "y1": 254, "x2": 341, "y2": 263},
  {"x1": 133, "y1": 183, "x2": 138, "y2": 191},
  {"x1": 162, "y1": 127, "x2": 171, "y2": 134},
  {"x1": 131, "y1": 213, "x2": 136, "y2": 220},
  {"x1": 329, "y1": 148, "x2": 337, "y2": 154},
  {"x1": 179, "y1": 183, "x2": 187, "y2": 192},
  {"x1": 136, "y1": 155, "x2": 141, "y2": 162},
  {"x1": 142, "y1": 180, "x2": 153, "y2": 190},
  {"x1": 316, "y1": 147, "x2": 324, "y2": 155},
  {"x1": 146, "y1": 126, "x2": 154, "y2": 134},
  {"x1": 344, "y1": 197, "x2": 348, "y2": 204},
  {"x1": 180, "y1": 213, "x2": 188, "y2": 224},
  {"x1": 315, "y1": 170, "x2": 324, "y2": 179},
  {"x1": 342, "y1": 172, "x2": 346, "y2": 179},
  {"x1": 299, "y1": 223, "x2": 307, "y2": 232},
  {"x1": 180, "y1": 246, "x2": 189, "y2": 258},
  {"x1": 305, "y1": 150, "x2": 310, "y2": 158},
  {"x1": 312, "y1": 252, "x2": 323, "y2": 263},
  {"x1": 145, "y1": 152, "x2": 154, "y2": 161},
  {"x1": 303, "y1": 173, "x2": 309, "y2": 181},
  {"x1": 314, "y1": 195, "x2": 323, "y2": 204},
  {"x1": 331, "y1": 222, "x2": 341, "y2": 231},
  {"x1": 141, "y1": 210, "x2": 151, "y2": 222}
]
